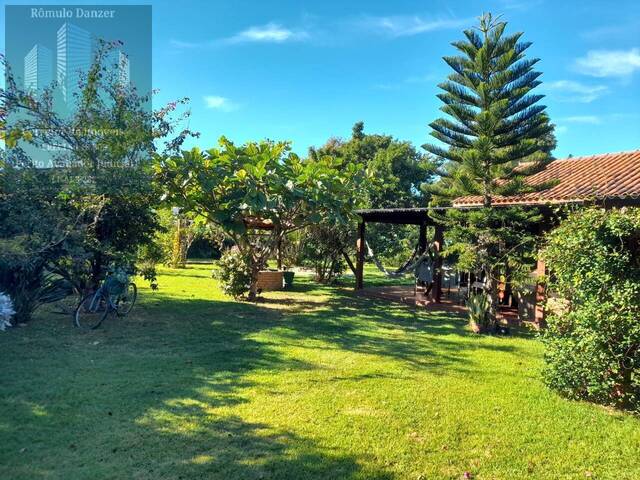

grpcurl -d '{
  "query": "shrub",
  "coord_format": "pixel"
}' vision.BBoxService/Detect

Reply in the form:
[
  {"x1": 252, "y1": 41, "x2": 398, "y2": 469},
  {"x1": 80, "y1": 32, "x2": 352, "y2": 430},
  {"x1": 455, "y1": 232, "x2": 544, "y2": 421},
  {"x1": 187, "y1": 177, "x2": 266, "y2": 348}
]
[
  {"x1": 0, "y1": 238, "x2": 73, "y2": 323},
  {"x1": 0, "y1": 264, "x2": 71, "y2": 324},
  {"x1": 297, "y1": 224, "x2": 348, "y2": 284},
  {"x1": 214, "y1": 249, "x2": 253, "y2": 299},
  {"x1": 467, "y1": 292, "x2": 493, "y2": 333},
  {"x1": 542, "y1": 207, "x2": 640, "y2": 411}
]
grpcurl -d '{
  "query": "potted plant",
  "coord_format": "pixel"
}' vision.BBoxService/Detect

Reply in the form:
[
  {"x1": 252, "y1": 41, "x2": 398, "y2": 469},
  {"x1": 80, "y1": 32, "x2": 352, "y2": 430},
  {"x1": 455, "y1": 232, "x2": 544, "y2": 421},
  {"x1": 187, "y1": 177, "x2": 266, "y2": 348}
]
[
  {"x1": 466, "y1": 292, "x2": 493, "y2": 333},
  {"x1": 282, "y1": 268, "x2": 295, "y2": 288}
]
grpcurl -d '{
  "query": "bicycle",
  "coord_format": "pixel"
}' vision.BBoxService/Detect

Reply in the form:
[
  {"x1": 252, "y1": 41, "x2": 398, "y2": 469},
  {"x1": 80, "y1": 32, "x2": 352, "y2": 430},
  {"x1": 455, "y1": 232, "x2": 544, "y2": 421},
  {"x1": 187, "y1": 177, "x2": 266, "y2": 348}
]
[{"x1": 74, "y1": 268, "x2": 137, "y2": 329}]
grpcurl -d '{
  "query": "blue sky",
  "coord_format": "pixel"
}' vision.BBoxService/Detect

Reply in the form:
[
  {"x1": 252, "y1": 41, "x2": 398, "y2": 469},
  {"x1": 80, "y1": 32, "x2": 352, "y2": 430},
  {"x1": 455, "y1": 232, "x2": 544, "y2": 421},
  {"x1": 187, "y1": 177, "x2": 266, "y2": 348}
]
[{"x1": 3, "y1": 0, "x2": 640, "y2": 158}]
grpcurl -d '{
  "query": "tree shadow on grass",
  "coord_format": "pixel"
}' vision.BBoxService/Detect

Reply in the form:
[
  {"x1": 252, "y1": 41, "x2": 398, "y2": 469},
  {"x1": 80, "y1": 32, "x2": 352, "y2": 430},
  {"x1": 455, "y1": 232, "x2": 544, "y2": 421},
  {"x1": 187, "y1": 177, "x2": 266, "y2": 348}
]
[
  {"x1": 1, "y1": 270, "x2": 534, "y2": 479},
  {"x1": 0, "y1": 293, "x2": 396, "y2": 479},
  {"x1": 263, "y1": 287, "x2": 524, "y2": 375},
  {"x1": 136, "y1": 410, "x2": 393, "y2": 479}
]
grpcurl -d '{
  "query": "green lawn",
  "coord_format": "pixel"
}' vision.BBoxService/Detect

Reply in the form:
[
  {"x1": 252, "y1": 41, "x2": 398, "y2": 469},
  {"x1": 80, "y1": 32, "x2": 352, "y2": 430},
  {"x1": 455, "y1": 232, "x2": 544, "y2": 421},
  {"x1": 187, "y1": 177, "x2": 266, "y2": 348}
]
[{"x1": 1, "y1": 264, "x2": 638, "y2": 479}]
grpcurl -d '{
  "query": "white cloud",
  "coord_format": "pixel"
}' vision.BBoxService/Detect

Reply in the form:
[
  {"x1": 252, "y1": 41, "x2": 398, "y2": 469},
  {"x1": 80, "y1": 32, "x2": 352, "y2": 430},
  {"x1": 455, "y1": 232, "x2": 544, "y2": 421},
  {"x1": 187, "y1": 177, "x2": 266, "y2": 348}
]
[
  {"x1": 226, "y1": 22, "x2": 309, "y2": 44},
  {"x1": 574, "y1": 48, "x2": 640, "y2": 78},
  {"x1": 171, "y1": 22, "x2": 309, "y2": 49},
  {"x1": 372, "y1": 83, "x2": 398, "y2": 91},
  {"x1": 559, "y1": 115, "x2": 601, "y2": 124},
  {"x1": 555, "y1": 112, "x2": 638, "y2": 135},
  {"x1": 356, "y1": 15, "x2": 471, "y2": 37},
  {"x1": 545, "y1": 80, "x2": 609, "y2": 103},
  {"x1": 204, "y1": 96, "x2": 239, "y2": 112}
]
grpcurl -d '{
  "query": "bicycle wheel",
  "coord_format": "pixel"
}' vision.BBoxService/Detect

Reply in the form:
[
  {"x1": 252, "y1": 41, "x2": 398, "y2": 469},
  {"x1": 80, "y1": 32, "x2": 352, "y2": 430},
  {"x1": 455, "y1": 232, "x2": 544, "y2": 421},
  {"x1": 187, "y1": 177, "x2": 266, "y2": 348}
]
[
  {"x1": 116, "y1": 283, "x2": 137, "y2": 317},
  {"x1": 52, "y1": 293, "x2": 82, "y2": 316},
  {"x1": 75, "y1": 292, "x2": 111, "y2": 329}
]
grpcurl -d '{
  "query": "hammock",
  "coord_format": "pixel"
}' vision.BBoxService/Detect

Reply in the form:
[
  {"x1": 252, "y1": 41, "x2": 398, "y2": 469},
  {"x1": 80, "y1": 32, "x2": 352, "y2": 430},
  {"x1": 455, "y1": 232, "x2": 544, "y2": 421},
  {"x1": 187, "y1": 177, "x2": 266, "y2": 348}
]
[{"x1": 365, "y1": 241, "x2": 429, "y2": 278}]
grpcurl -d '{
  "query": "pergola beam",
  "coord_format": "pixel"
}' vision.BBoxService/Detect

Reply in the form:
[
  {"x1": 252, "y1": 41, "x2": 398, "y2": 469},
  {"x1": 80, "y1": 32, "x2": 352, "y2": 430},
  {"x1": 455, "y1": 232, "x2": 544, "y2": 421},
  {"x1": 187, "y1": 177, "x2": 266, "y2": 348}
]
[{"x1": 355, "y1": 207, "x2": 439, "y2": 225}]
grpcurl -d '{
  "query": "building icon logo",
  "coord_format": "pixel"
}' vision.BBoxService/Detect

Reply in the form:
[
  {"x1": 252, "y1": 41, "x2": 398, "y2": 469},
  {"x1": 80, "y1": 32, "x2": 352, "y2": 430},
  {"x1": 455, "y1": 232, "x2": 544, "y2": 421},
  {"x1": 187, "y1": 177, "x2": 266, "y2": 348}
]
[
  {"x1": 24, "y1": 44, "x2": 53, "y2": 92},
  {"x1": 23, "y1": 21, "x2": 131, "y2": 109},
  {"x1": 56, "y1": 22, "x2": 93, "y2": 106}
]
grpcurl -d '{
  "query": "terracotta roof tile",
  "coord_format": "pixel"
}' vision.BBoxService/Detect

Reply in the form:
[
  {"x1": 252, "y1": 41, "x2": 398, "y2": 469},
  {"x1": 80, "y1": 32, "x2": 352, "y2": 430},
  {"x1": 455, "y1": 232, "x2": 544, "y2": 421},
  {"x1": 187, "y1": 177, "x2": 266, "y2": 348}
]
[{"x1": 453, "y1": 150, "x2": 640, "y2": 207}]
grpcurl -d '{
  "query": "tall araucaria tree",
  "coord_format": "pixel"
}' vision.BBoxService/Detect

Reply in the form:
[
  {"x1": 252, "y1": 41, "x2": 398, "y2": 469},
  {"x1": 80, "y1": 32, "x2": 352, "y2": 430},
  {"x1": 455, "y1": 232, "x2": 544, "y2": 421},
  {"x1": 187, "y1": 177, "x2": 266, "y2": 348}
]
[{"x1": 424, "y1": 13, "x2": 556, "y2": 326}]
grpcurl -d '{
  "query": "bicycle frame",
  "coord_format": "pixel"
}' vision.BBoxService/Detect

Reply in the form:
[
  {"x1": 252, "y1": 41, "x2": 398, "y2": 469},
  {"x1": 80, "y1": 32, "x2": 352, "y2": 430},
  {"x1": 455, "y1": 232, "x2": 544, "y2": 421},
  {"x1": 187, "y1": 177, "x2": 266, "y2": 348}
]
[{"x1": 88, "y1": 286, "x2": 119, "y2": 313}]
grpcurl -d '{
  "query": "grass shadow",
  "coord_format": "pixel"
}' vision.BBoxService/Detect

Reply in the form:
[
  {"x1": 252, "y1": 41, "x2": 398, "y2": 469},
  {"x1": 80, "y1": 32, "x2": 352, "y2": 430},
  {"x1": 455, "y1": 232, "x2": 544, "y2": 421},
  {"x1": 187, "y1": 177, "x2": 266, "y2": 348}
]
[{"x1": 0, "y1": 265, "x2": 542, "y2": 479}]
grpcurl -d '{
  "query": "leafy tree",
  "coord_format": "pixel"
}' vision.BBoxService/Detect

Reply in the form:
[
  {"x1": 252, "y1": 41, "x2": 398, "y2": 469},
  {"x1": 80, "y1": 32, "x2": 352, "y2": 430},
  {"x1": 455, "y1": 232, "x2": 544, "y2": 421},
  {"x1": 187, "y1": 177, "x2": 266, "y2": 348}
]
[
  {"x1": 156, "y1": 138, "x2": 362, "y2": 299},
  {"x1": 308, "y1": 123, "x2": 435, "y2": 266},
  {"x1": 542, "y1": 208, "x2": 640, "y2": 411},
  {"x1": 152, "y1": 209, "x2": 221, "y2": 268},
  {"x1": 336, "y1": 123, "x2": 434, "y2": 209},
  {"x1": 424, "y1": 13, "x2": 556, "y2": 324},
  {"x1": 0, "y1": 42, "x2": 193, "y2": 321},
  {"x1": 296, "y1": 223, "x2": 353, "y2": 284},
  {"x1": 0, "y1": 158, "x2": 87, "y2": 322},
  {"x1": 352, "y1": 121, "x2": 365, "y2": 141}
]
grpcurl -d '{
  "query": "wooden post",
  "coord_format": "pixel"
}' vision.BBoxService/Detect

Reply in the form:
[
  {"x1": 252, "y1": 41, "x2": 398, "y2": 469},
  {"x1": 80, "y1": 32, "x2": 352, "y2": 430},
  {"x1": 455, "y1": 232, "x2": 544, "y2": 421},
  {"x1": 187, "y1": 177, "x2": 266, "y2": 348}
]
[
  {"x1": 276, "y1": 237, "x2": 283, "y2": 270},
  {"x1": 355, "y1": 221, "x2": 366, "y2": 290},
  {"x1": 431, "y1": 224, "x2": 444, "y2": 303},
  {"x1": 414, "y1": 221, "x2": 429, "y2": 304},
  {"x1": 534, "y1": 257, "x2": 546, "y2": 327},
  {"x1": 418, "y1": 222, "x2": 427, "y2": 254}
]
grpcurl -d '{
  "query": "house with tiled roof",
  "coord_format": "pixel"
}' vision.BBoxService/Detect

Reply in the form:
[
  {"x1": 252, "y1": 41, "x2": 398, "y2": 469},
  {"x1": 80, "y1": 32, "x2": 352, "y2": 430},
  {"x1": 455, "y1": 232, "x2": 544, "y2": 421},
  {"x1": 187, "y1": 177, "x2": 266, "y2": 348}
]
[{"x1": 453, "y1": 150, "x2": 640, "y2": 208}]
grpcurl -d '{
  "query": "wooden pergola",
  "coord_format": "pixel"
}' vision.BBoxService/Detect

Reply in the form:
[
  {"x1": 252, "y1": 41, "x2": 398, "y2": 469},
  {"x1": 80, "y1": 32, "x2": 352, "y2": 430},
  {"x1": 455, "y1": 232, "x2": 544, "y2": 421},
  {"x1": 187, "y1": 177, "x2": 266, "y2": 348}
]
[
  {"x1": 354, "y1": 208, "x2": 446, "y2": 302},
  {"x1": 351, "y1": 150, "x2": 640, "y2": 324}
]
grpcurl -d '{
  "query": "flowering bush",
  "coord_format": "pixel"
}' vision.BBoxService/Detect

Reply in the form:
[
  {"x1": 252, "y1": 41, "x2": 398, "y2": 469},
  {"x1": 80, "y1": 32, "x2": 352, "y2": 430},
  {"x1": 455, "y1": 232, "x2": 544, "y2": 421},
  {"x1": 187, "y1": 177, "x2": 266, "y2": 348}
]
[
  {"x1": 213, "y1": 249, "x2": 253, "y2": 299},
  {"x1": 542, "y1": 208, "x2": 640, "y2": 411},
  {"x1": 0, "y1": 292, "x2": 16, "y2": 331}
]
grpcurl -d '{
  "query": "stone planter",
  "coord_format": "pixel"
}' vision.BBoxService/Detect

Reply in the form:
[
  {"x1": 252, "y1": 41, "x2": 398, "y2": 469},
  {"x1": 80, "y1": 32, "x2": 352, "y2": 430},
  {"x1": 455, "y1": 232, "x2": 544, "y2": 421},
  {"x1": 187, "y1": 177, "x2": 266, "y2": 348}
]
[{"x1": 256, "y1": 271, "x2": 284, "y2": 291}]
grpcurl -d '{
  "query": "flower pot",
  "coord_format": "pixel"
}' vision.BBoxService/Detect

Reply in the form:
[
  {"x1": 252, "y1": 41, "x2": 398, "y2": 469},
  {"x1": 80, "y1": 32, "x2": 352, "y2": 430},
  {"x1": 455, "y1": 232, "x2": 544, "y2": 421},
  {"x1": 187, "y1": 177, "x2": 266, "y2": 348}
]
[{"x1": 283, "y1": 271, "x2": 295, "y2": 288}]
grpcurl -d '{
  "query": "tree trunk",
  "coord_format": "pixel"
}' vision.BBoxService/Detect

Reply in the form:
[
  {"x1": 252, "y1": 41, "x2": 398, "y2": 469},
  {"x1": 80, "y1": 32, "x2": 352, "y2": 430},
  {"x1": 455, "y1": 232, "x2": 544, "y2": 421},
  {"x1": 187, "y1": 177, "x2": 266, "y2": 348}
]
[
  {"x1": 181, "y1": 232, "x2": 196, "y2": 267},
  {"x1": 616, "y1": 354, "x2": 634, "y2": 408},
  {"x1": 276, "y1": 237, "x2": 283, "y2": 270},
  {"x1": 328, "y1": 258, "x2": 337, "y2": 283},
  {"x1": 341, "y1": 249, "x2": 357, "y2": 277},
  {"x1": 247, "y1": 266, "x2": 260, "y2": 301},
  {"x1": 483, "y1": 176, "x2": 492, "y2": 209},
  {"x1": 485, "y1": 270, "x2": 499, "y2": 328},
  {"x1": 91, "y1": 251, "x2": 103, "y2": 291}
]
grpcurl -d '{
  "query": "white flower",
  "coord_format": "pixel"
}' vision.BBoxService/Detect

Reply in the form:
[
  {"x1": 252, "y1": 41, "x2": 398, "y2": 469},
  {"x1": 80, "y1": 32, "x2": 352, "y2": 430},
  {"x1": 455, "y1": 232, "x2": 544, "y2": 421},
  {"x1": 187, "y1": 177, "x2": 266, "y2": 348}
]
[{"x1": 0, "y1": 292, "x2": 16, "y2": 331}]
